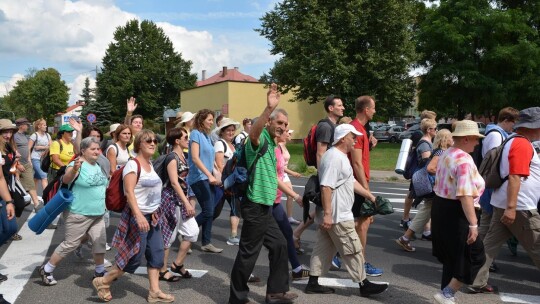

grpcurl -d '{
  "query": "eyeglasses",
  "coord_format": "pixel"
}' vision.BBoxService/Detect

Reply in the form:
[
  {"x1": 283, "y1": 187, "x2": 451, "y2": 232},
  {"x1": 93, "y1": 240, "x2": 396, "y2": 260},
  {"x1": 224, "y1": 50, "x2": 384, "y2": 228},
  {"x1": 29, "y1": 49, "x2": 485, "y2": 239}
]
[{"x1": 145, "y1": 138, "x2": 159, "y2": 144}]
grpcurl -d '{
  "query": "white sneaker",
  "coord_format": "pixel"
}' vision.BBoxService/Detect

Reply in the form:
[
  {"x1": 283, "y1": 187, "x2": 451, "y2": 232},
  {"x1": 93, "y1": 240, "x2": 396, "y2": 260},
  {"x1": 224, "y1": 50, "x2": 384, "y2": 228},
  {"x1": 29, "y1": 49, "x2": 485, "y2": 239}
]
[
  {"x1": 434, "y1": 291, "x2": 456, "y2": 304},
  {"x1": 104, "y1": 259, "x2": 113, "y2": 268},
  {"x1": 106, "y1": 243, "x2": 111, "y2": 251},
  {"x1": 288, "y1": 217, "x2": 301, "y2": 225}
]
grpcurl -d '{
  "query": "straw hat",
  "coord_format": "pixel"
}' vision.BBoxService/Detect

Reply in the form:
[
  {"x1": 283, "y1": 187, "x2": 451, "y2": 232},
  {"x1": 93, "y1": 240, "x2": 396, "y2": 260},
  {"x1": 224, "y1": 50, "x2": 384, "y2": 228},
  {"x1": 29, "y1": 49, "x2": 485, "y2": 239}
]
[
  {"x1": 451, "y1": 120, "x2": 485, "y2": 138},
  {"x1": 216, "y1": 117, "x2": 240, "y2": 132},
  {"x1": 0, "y1": 119, "x2": 17, "y2": 131}
]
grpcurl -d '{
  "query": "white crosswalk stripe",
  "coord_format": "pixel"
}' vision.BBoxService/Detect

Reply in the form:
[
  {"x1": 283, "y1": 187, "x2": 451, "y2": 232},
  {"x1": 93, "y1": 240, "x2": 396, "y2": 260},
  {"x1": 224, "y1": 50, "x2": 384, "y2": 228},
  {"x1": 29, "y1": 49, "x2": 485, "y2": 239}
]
[
  {"x1": 500, "y1": 293, "x2": 540, "y2": 304},
  {"x1": 292, "y1": 277, "x2": 389, "y2": 288}
]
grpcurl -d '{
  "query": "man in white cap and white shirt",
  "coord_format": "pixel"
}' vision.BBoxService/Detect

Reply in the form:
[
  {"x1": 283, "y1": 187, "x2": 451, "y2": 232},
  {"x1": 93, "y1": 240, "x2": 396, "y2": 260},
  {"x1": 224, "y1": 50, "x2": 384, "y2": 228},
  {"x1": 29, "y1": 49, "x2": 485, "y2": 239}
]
[
  {"x1": 469, "y1": 106, "x2": 540, "y2": 294},
  {"x1": 304, "y1": 123, "x2": 389, "y2": 297}
]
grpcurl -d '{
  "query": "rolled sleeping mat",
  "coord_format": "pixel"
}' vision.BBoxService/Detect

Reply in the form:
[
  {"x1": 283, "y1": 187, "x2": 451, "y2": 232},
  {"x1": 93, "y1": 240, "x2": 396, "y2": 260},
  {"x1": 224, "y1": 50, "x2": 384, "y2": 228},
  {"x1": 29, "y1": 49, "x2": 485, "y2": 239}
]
[
  {"x1": 395, "y1": 138, "x2": 412, "y2": 175},
  {"x1": 28, "y1": 188, "x2": 74, "y2": 235}
]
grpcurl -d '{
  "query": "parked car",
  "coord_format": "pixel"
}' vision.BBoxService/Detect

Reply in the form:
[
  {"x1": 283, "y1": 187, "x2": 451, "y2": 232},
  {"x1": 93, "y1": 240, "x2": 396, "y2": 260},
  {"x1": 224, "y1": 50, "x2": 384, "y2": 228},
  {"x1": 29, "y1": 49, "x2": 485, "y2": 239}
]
[
  {"x1": 477, "y1": 122, "x2": 486, "y2": 134},
  {"x1": 405, "y1": 122, "x2": 419, "y2": 130},
  {"x1": 374, "y1": 126, "x2": 405, "y2": 143},
  {"x1": 398, "y1": 124, "x2": 421, "y2": 141}
]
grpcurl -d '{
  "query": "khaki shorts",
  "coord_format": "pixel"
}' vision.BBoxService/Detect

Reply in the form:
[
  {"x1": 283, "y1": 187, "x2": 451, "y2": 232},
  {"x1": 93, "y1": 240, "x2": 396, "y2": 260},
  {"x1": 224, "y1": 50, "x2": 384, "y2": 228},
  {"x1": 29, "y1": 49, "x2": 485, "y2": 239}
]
[
  {"x1": 19, "y1": 162, "x2": 35, "y2": 191},
  {"x1": 54, "y1": 211, "x2": 106, "y2": 258}
]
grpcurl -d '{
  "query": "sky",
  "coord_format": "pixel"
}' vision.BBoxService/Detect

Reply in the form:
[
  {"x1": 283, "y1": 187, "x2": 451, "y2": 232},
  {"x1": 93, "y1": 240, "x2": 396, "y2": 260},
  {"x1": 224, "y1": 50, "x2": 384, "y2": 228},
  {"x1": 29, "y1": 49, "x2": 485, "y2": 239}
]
[{"x1": 0, "y1": 0, "x2": 280, "y2": 105}]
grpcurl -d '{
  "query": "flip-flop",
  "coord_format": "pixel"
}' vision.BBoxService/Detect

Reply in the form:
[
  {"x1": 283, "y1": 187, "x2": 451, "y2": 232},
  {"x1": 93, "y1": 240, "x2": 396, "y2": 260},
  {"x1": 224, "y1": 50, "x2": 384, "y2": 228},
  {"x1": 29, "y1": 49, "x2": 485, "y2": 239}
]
[{"x1": 92, "y1": 277, "x2": 112, "y2": 302}]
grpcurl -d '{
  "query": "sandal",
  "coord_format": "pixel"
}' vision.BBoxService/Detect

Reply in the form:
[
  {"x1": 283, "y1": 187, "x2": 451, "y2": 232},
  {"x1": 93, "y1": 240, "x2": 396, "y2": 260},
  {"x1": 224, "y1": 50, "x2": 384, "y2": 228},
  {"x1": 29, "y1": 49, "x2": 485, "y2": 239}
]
[
  {"x1": 158, "y1": 270, "x2": 180, "y2": 282},
  {"x1": 11, "y1": 234, "x2": 22, "y2": 241},
  {"x1": 92, "y1": 277, "x2": 112, "y2": 302},
  {"x1": 170, "y1": 262, "x2": 192, "y2": 278},
  {"x1": 148, "y1": 290, "x2": 175, "y2": 303}
]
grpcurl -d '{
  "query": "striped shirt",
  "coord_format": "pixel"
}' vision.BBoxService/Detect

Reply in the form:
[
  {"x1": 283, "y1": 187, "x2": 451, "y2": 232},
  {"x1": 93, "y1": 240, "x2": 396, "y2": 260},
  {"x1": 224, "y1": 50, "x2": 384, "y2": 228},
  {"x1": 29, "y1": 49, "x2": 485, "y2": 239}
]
[{"x1": 245, "y1": 128, "x2": 277, "y2": 206}]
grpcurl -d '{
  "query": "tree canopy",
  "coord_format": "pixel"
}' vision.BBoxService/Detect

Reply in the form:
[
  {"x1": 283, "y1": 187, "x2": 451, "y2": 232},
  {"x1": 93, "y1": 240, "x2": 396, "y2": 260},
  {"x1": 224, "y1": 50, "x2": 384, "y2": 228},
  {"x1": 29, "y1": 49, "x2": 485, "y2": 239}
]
[
  {"x1": 2, "y1": 68, "x2": 69, "y2": 123},
  {"x1": 79, "y1": 77, "x2": 112, "y2": 128},
  {"x1": 417, "y1": 0, "x2": 540, "y2": 119},
  {"x1": 95, "y1": 19, "x2": 197, "y2": 122},
  {"x1": 258, "y1": 0, "x2": 419, "y2": 119}
]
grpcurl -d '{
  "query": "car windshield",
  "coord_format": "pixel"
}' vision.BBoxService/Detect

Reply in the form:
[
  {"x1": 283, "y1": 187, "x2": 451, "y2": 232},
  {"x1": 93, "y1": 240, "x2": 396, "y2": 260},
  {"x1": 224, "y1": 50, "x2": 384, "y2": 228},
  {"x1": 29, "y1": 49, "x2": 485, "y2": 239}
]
[{"x1": 378, "y1": 126, "x2": 390, "y2": 131}]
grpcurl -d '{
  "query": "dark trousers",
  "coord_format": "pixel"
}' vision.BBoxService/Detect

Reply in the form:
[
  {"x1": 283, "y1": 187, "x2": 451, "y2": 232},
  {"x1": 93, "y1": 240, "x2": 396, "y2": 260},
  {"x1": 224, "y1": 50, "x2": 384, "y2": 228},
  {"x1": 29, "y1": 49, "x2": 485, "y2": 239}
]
[
  {"x1": 272, "y1": 203, "x2": 300, "y2": 269},
  {"x1": 192, "y1": 180, "x2": 215, "y2": 246},
  {"x1": 229, "y1": 198, "x2": 289, "y2": 304}
]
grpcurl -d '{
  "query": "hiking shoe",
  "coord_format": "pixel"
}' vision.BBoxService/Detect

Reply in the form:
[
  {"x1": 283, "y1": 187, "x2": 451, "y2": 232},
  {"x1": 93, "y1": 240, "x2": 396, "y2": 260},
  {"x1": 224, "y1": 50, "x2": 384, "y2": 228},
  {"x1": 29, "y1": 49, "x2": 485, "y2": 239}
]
[
  {"x1": 226, "y1": 236, "x2": 240, "y2": 246},
  {"x1": 360, "y1": 279, "x2": 388, "y2": 297},
  {"x1": 201, "y1": 244, "x2": 223, "y2": 253},
  {"x1": 489, "y1": 262, "x2": 499, "y2": 273},
  {"x1": 421, "y1": 233, "x2": 432, "y2": 241},
  {"x1": 330, "y1": 255, "x2": 341, "y2": 270},
  {"x1": 434, "y1": 291, "x2": 456, "y2": 304},
  {"x1": 248, "y1": 274, "x2": 261, "y2": 283},
  {"x1": 467, "y1": 284, "x2": 494, "y2": 294},
  {"x1": 104, "y1": 259, "x2": 113, "y2": 268},
  {"x1": 396, "y1": 236, "x2": 416, "y2": 252},
  {"x1": 265, "y1": 292, "x2": 298, "y2": 304},
  {"x1": 288, "y1": 217, "x2": 301, "y2": 225},
  {"x1": 305, "y1": 282, "x2": 335, "y2": 294},
  {"x1": 39, "y1": 265, "x2": 57, "y2": 286},
  {"x1": 291, "y1": 268, "x2": 310, "y2": 281},
  {"x1": 74, "y1": 245, "x2": 84, "y2": 259},
  {"x1": 364, "y1": 263, "x2": 383, "y2": 277}
]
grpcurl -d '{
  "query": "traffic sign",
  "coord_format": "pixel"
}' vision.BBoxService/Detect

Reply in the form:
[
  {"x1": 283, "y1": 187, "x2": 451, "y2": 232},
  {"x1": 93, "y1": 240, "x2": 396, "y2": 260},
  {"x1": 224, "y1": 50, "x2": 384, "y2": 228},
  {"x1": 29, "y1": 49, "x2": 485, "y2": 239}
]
[{"x1": 87, "y1": 113, "x2": 96, "y2": 123}]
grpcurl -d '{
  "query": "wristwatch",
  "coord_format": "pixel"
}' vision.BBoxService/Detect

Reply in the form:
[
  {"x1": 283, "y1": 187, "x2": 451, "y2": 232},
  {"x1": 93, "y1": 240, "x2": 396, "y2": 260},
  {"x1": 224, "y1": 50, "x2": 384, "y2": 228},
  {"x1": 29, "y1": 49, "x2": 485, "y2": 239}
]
[{"x1": 5, "y1": 200, "x2": 13, "y2": 205}]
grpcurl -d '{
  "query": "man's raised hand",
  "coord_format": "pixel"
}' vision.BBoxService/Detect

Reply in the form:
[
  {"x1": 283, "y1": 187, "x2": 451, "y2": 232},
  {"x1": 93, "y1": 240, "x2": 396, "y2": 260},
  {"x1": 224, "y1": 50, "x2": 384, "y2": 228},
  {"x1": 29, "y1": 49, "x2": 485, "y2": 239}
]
[{"x1": 267, "y1": 83, "x2": 280, "y2": 109}]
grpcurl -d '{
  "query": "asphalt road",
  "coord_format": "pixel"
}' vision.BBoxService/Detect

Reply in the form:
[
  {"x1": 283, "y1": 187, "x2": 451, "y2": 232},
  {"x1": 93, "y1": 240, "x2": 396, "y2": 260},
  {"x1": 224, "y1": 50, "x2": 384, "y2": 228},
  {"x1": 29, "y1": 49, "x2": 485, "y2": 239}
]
[{"x1": 0, "y1": 177, "x2": 539, "y2": 304}]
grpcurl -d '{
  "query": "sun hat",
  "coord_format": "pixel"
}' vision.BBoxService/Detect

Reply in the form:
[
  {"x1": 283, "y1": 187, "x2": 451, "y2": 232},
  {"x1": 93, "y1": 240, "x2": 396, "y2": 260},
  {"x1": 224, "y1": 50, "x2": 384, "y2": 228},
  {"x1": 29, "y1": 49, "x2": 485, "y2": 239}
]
[
  {"x1": 58, "y1": 124, "x2": 75, "y2": 133},
  {"x1": 106, "y1": 123, "x2": 121, "y2": 136},
  {"x1": 451, "y1": 120, "x2": 485, "y2": 138},
  {"x1": 332, "y1": 124, "x2": 363, "y2": 145},
  {"x1": 180, "y1": 112, "x2": 195, "y2": 124},
  {"x1": 216, "y1": 117, "x2": 240, "y2": 132},
  {"x1": 173, "y1": 111, "x2": 184, "y2": 124},
  {"x1": 514, "y1": 107, "x2": 540, "y2": 130},
  {"x1": 0, "y1": 119, "x2": 17, "y2": 131}
]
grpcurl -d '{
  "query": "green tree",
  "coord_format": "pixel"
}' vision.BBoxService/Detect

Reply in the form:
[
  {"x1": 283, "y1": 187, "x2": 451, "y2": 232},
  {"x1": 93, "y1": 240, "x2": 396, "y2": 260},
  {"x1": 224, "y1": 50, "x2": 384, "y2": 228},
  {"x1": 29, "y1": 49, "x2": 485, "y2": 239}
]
[
  {"x1": 96, "y1": 19, "x2": 197, "y2": 122},
  {"x1": 79, "y1": 77, "x2": 113, "y2": 128},
  {"x1": 258, "y1": 0, "x2": 418, "y2": 120},
  {"x1": 3, "y1": 68, "x2": 68, "y2": 122},
  {"x1": 417, "y1": 0, "x2": 540, "y2": 119}
]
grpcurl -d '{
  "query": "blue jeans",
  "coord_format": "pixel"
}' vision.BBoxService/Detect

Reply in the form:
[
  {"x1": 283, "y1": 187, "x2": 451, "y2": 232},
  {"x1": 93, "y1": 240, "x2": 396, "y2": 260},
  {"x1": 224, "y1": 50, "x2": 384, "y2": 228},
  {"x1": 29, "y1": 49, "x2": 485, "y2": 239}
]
[
  {"x1": 0, "y1": 201, "x2": 18, "y2": 245},
  {"x1": 192, "y1": 180, "x2": 215, "y2": 246},
  {"x1": 272, "y1": 203, "x2": 300, "y2": 269}
]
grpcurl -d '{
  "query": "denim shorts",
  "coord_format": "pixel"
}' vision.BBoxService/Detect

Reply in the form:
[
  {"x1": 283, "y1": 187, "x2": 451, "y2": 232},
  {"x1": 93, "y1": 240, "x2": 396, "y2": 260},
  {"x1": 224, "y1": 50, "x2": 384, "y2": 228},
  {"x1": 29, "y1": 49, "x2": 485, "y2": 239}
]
[{"x1": 32, "y1": 158, "x2": 47, "y2": 179}]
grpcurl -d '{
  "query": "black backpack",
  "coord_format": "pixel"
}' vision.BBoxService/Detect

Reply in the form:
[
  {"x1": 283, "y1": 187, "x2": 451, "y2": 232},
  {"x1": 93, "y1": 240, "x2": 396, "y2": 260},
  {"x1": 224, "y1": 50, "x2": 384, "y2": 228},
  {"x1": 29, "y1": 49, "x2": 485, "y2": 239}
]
[
  {"x1": 403, "y1": 138, "x2": 429, "y2": 180},
  {"x1": 471, "y1": 129, "x2": 504, "y2": 168},
  {"x1": 41, "y1": 140, "x2": 63, "y2": 172},
  {"x1": 152, "y1": 152, "x2": 179, "y2": 186}
]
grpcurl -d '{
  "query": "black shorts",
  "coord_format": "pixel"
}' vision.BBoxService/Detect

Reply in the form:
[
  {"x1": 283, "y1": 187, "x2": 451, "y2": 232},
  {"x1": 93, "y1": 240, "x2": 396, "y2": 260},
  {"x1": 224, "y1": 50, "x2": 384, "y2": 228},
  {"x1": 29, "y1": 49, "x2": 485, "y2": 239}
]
[{"x1": 351, "y1": 193, "x2": 366, "y2": 218}]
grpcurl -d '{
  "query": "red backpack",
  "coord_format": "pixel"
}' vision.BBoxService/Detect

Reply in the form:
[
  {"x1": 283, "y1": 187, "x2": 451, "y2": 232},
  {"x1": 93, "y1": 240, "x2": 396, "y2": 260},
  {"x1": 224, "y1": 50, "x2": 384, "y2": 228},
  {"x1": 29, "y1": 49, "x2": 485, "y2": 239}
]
[
  {"x1": 106, "y1": 159, "x2": 141, "y2": 212},
  {"x1": 303, "y1": 119, "x2": 332, "y2": 168}
]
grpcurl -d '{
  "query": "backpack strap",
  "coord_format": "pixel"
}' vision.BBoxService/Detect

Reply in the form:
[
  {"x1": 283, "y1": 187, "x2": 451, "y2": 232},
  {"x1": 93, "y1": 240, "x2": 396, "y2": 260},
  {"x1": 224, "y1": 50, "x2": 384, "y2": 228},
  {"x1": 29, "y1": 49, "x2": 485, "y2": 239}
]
[
  {"x1": 113, "y1": 143, "x2": 119, "y2": 157},
  {"x1": 247, "y1": 139, "x2": 269, "y2": 175},
  {"x1": 219, "y1": 139, "x2": 228, "y2": 154},
  {"x1": 132, "y1": 158, "x2": 141, "y2": 182}
]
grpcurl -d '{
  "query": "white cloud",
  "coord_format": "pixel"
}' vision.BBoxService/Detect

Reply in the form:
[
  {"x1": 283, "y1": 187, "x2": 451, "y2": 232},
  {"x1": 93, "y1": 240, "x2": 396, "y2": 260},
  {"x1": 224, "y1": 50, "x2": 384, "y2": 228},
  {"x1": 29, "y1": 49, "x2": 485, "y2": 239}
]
[
  {"x1": 0, "y1": 74, "x2": 24, "y2": 97},
  {"x1": 67, "y1": 73, "x2": 96, "y2": 105}
]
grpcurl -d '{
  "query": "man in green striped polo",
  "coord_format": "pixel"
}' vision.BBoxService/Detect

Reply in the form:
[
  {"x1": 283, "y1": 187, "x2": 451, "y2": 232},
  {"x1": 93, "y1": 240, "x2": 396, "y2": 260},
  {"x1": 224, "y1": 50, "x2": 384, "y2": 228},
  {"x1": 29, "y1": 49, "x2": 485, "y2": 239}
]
[{"x1": 229, "y1": 83, "x2": 298, "y2": 304}]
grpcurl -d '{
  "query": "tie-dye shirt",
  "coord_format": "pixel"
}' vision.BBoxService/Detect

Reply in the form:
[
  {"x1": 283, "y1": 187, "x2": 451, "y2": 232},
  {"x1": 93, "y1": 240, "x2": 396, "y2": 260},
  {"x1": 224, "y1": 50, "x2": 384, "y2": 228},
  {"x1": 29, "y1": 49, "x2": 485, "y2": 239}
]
[{"x1": 434, "y1": 147, "x2": 485, "y2": 206}]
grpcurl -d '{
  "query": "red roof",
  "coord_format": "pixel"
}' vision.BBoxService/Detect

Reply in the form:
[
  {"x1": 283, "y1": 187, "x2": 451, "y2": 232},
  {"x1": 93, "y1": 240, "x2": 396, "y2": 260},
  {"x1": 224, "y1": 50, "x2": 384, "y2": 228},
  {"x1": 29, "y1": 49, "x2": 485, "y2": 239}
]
[{"x1": 196, "y1": 67, "x2": 259, "y2": 87}]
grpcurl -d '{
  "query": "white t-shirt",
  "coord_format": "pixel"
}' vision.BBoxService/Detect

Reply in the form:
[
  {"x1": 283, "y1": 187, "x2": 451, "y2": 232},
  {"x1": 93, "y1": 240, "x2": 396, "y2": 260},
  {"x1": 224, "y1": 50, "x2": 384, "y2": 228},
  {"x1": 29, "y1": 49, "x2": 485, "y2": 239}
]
[
  {"x1": 481, "y1": 129, "x2": 505, "y2": 157},
  {"x1": 316, "y1": 147, "x2": 355, "y2": 224},
  {"x1": 29, "y1": 132, "x2": 51, "y2": 160},
  {"x1": 122, "y1": 159, "x2": 162, "y2": 214},
  {"x1": 106, "y1": 143, "x2": 131, "y2": 170},
  {"x1": 234, "y1": 131, "x2": 248, "y2": 146},
  {"x1": 491, "y1": 138, "x2": 540, "y2": 210},
  {"x1": 214, "y1": 139, "x2": 234, "y2": 160}
]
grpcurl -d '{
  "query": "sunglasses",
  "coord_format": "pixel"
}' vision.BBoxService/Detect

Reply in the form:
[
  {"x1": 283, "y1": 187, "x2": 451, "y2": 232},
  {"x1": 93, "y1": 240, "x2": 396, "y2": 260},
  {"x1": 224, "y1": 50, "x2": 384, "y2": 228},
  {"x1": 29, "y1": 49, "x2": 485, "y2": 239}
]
[{"x1": 145, "y1": 138, "x2": 159, "y2": 144}]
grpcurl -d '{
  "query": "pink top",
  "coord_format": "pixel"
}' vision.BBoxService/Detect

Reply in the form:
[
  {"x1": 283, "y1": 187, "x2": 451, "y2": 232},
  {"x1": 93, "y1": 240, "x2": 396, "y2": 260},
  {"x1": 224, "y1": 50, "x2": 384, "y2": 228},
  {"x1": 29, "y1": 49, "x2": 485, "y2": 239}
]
[
  {"x1": 274, "y1": 146, "x2": 285, "y2": 204},
  {"x1": 434, "y1": 147, "x2": 485, "y2": 206},
  {"x1": 279, "y1": 142, "x2": 291, "y2": 167}
]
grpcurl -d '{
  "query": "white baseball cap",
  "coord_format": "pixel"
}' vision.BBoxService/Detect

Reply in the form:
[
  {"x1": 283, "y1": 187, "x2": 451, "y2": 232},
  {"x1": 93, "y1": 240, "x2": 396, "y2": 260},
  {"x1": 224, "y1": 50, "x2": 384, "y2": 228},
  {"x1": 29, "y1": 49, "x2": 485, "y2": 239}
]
[{"x1": 332, "y1": 124, "x2": 363, "y2": 145}]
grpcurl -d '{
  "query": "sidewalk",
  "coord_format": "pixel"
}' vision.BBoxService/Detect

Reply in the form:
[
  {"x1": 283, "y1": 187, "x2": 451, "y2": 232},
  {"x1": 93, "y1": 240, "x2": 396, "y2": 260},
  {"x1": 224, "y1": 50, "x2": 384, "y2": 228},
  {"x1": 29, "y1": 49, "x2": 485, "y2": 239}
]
[{"x1": 370, "y1": 170, "x2": 407, "y2": 183}]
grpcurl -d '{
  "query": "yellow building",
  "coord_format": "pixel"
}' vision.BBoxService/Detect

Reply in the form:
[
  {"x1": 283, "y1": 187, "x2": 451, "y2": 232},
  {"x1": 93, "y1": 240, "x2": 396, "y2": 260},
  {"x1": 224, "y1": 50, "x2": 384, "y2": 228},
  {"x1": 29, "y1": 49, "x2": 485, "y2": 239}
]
[{"x1": 180, "y1": 67, "x2": 327, "y2": 140}]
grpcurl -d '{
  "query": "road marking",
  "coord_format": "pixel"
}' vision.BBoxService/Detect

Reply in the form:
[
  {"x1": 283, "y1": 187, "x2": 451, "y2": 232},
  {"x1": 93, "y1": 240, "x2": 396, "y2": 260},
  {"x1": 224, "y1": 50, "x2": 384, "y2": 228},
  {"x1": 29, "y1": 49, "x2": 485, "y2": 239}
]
[
  {"x1": 292, "y1": 185, "x2": 305, "y2": 188},
  {"x1": 293, "y1": 277, "x2": 389, "y2": 288},
  {"x1": 382, "y1": 187, "x2": 410, "y2": 191},
  {"x1": 393, "y1": 208, "x2": 418, "y2": 214},
  {"x1": 134, "y1": 266, "x2": 207, "y2": 278},
  {"x1": 0, "y1": 214, "x2": 56, "y2": 304},
  {"x1": 372, "y1": 191, "x2": 408, "y2": 196},
  {"x1": 500, "y1": 293, "x2": 540, "y2": 304}
]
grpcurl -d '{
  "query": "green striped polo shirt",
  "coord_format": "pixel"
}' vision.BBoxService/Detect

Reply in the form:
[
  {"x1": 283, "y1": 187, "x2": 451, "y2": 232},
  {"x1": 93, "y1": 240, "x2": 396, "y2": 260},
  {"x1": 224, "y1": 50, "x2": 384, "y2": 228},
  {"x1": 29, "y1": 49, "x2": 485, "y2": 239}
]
[{"x1": 245, "y1": 128, "x2": 277, "y2": 206}]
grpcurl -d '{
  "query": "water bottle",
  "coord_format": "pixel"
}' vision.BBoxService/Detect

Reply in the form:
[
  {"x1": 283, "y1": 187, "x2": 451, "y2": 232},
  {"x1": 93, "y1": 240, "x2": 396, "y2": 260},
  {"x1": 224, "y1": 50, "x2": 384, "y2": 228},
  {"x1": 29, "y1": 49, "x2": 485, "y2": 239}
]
[{"x1": 395, "y1": 139, "x2": 412, "y2": 174}]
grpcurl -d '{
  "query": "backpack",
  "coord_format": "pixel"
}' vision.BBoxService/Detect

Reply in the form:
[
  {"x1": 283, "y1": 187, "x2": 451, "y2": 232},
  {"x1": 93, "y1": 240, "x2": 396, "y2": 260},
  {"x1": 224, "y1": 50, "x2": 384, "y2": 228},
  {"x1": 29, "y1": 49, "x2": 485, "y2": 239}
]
[
  {"x1": 106, "y1": 159, "x2": 141, "y2": 212},
  {"x1": 152, "y1": 152, "x2": 179, "y2": 186},
  {"x1": 42, "y1": 156, "x2": 78, "y2": 204},
  {"x1": 41, "y1": 140, "x2": 62, "y2": 172},
  {"x1": 403, "y1": 139, "x2": 429, "y2": 180},
  {"x1": 471, "y1": 129, "x2": 504, "y2": 167},
  {"x1": 222, "y1": 138, "x2": 269, "y2": 198},
  {"x1": 303, "y1": 119, "x2": 333, "y2": 168},
  {"x1": 478, "y1": 134, "x2": 527, "y2": 189},
  {"x1": 233, "y1": 132, "x2": 247, "y2": 147}
]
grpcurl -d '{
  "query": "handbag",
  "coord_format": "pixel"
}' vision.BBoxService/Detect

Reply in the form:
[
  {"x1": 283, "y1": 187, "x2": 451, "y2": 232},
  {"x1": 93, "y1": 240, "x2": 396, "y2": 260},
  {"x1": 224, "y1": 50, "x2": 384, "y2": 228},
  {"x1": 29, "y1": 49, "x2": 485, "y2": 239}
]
[
  {"x1": 360, "y1": 196, "x2": 394, "y2": 217},
  {"x1": 412, "y1": 167, "x2": 435, "y2": 197}
]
